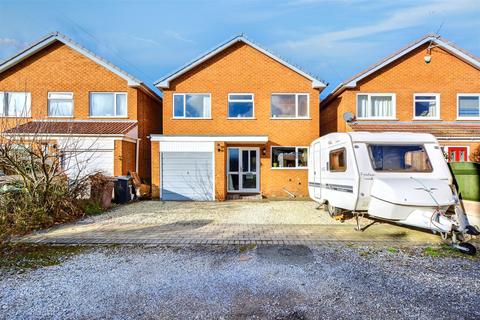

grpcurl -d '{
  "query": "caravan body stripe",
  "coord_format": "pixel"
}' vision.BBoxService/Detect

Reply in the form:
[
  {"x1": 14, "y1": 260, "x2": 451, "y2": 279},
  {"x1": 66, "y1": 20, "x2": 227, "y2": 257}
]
[{"x1": 308, "y1": 182, "x2": 354, "y2": 193}]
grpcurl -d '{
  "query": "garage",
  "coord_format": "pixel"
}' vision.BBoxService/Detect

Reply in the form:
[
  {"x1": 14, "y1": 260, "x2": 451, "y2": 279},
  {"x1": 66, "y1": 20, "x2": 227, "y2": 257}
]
[
  {"x1": 62, "y1": 150, "x2": 114, "y2": 178},
  {"x1": 160, "y1": 142, "x2": 214, "y2": 201}
]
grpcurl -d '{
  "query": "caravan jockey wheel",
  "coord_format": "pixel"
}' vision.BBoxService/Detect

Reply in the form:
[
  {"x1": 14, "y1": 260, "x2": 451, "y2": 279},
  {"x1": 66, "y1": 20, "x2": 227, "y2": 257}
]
[{"x1": 456, "y1": 243, "x2": 477, "y2": 256}]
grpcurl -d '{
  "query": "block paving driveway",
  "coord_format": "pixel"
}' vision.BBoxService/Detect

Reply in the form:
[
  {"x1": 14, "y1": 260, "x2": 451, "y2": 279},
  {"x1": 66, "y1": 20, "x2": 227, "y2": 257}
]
[{"x1": 20, "y1": 200, "x2": 444, "y2": 245}]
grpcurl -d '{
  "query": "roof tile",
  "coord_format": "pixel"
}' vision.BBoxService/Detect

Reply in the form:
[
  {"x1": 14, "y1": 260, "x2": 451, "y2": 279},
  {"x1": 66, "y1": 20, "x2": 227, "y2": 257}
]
[{"x1": 5, "y1": 121, "x2": 137, "y2": 135}]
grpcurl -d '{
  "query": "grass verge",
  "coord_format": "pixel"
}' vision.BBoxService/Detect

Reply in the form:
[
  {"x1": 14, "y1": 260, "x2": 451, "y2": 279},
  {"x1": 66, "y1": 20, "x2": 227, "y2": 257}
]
[{"x1": 0, "y1": 243, "x2": 89, "y2": 271}]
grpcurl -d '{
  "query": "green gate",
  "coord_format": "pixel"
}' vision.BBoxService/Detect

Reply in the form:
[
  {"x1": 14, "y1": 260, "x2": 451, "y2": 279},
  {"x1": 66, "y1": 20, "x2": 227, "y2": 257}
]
[{"x1": 449, "y1": 162, "x2": 480, "y2": 201}]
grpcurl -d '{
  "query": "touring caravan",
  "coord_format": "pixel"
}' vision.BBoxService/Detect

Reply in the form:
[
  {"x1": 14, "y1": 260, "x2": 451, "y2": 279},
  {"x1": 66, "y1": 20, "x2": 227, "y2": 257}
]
[{"x1": 308, "y1": 132, "x2": 479, "y2": 254}]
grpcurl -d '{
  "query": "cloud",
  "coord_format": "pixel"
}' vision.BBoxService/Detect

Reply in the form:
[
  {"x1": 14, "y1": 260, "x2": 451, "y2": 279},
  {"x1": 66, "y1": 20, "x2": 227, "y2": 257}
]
[
  {"x1": 163, "y1": 30, "x2": 195, "y2": 44},
  {"x1": 281, "y1": 0, "x2": 479, "y2": 51},
  {"x1": 130, "y1": 36, "x2": 161, "y2": 46},
  {"x1": 0, "y1": 37, "x2": 22, "y2": 48}
]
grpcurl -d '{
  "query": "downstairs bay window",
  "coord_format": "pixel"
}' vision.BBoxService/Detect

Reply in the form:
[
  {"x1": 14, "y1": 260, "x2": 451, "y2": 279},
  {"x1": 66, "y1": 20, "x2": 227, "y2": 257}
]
[
  {"x1": 357, "y1": 93, "x2": 395, "y2": 119},
  {"x1": 271, "y1": 147, "x2": 308, "y2": 169}
]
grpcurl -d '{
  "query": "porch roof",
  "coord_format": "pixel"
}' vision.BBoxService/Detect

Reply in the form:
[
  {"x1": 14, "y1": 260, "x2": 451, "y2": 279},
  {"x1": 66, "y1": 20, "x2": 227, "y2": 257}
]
[
  {"x1": 149, "y1": 134, "x2": 268, "y2": 143},
  {"x1": 349, "y1": 122, "x2": 480, "y2": 140}
]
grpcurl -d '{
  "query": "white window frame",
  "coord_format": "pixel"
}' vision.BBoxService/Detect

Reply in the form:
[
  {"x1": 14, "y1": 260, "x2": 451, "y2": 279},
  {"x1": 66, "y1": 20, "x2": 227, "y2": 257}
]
[
  {"x1": 0, "y1": 91, "x2": 32, "y2": 117},
  {"x1": 457, "y1": 93, "x2": 480, "y2": 120},
  {"x1": 413, "y1": 93, "x2": 440, "y2": 120},
  {"x1": 172, "y1": 93, "x2": 212, "y2": 119},
  {"x1": 89, "y1": 92, "x2": 128, "y2": 118},
  {"x1": 270, "y1": 93, "x2": 310, "y2": 119},
  {"x1": 356, "y1": 93, "x2": 396, "y2": 120},
  {"x1": 271, "y1": 146, "x2": 309, "y2": 170},
  {"x1": 227, "y1": 93, "x2": 255, "y2": 119},
  {"x1": 48, "y1": 92, "x2": 74, "y2": 118}
]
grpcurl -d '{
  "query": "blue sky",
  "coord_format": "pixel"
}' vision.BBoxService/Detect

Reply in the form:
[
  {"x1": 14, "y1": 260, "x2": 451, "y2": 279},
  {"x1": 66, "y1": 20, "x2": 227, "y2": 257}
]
[{"x1": 0, "y1": 0, "x2": 479, "y2": 97}]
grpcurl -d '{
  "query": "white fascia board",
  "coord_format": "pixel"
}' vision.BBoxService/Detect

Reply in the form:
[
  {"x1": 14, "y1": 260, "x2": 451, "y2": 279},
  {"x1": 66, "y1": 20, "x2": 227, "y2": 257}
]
[
  {"x1": 155, "y1": 36, "x2": 326, "y2": 89},
  {"x1": 150, "y1": 135, "x2": 269, "y2": 143}
]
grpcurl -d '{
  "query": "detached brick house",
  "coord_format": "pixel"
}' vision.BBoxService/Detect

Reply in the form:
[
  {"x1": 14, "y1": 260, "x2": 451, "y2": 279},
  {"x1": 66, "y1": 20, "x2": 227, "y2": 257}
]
[
  {"x1": 150, "y1": 35, "x2": 326, "y2": 200},
  {"x1": 0, "y1": 32, "x2": 162, "y2": 181},
  {"x1": 321, "y1": 34, "x2": 480, "y2": 162}
]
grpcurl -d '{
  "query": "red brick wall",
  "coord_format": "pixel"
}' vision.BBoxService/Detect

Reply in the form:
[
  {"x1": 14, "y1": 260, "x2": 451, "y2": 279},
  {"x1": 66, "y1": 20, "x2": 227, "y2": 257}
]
[
  {"x1": 321, "y1": 44, "x2": 480, "y2": 159},
  {"x1": 0, "y1": 40, "x2": 162, "y2": 180},
  {"x1": 161, "y1": 41, "x2": 320, "y2": 198},
  {"x1": 0, "y1": 41, "x2": 139, "y2": 121},
  {"x1": 322, "y1": 44, "x2": 480, "y2": 135}
]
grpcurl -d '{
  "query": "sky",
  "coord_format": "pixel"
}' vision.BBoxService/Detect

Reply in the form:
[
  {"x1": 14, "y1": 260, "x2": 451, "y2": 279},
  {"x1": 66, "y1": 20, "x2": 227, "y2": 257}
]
[{"x1": 0, "y1": 0, "x2": 479, "y2": 97}]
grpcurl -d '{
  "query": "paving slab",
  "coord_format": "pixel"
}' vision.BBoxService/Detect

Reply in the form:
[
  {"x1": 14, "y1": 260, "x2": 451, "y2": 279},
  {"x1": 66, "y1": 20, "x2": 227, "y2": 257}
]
[{"x1": 13, "y1": 200, "x2": 458, "y2": 246}]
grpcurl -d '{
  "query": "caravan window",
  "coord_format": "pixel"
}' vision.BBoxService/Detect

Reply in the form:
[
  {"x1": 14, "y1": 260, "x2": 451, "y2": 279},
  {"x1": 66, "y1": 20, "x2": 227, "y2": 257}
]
[
  {"x1": 368, "y1": 145, "x2": 433, "y2": 172},
  {"x1": 329, "y1": 148, "x2": 346, "y2": 172}
]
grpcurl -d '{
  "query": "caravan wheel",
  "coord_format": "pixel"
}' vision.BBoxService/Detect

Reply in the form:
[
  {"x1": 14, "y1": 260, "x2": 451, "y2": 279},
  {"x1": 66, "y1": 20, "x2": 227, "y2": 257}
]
[{"x1": 327, "y1": 203, "x2": 341, "y2": 217}]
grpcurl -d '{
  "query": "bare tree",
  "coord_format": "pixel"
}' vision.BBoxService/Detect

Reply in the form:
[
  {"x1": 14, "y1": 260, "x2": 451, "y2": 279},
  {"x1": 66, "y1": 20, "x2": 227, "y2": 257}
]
[{"x1": 0, "y1": 93, "x2": 107, "y2": 238}]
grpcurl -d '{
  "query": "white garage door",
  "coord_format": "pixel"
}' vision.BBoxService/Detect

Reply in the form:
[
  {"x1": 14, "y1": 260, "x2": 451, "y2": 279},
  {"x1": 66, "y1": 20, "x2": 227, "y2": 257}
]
[
  {"x1": 63, "y1": 150, "x2": 114, "y2": 178},
  {"x1": 161, "y1": 151, "x2": 214, "y2": 201}
]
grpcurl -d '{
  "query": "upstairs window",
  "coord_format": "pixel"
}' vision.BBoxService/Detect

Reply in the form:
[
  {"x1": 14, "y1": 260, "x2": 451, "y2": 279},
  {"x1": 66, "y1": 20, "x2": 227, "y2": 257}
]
[
  {"x1": 228, "y1": 94, "x2": 254, "y2": 118},
  {"x1": 271, "y1": 93, "x2": 309, "y2": 118},
  {"x1": 48, "y1": 92, "x2": 73, "y2": 117},
  {"x1": 414, "y1": 94, "x2": 439, "y2": 119},
  {"x1": 357, "y1": 93, "x2": 395, "y2": 119},
  {"x1": 90, "y1": 92, "x2": 127, "y2": 117},
  {"x1": 173, "y1": 93, "x2": 211, "y2": 118},
  {"x1": 271, "y1": 146, "x2": 308, "y2": 168},
  {"x1": 0, "y1": 92, "x2": 31, "y2": 117},
  {"x1": 458, "y1": 94, "x2": 480, "y2": 119}
]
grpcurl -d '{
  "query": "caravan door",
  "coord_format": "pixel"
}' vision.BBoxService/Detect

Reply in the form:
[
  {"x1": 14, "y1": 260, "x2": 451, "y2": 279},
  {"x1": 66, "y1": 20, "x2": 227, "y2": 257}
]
[
  {"x1": 313, "y1": 142, "x2": 321, "y2": 199},
  {"x1": 322, "y1": 142, "x2": 358, "y2": 211}
]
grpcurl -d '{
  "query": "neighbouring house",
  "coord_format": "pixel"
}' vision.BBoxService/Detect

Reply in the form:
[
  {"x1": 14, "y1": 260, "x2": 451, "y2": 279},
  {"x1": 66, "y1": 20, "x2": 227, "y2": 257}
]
[
  {"x1": 150, "y1": 35, "x2": 327, "y2": 200},
  {"x1": 0, "y1": 32, "x2": 162, "y2": 182},
  {"x1": 321, "y1": 34, "x2": 480, "y2": 162}
]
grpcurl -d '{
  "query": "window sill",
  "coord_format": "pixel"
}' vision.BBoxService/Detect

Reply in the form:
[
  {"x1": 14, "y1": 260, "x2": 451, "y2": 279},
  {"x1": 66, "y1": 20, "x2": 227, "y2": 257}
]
[
  {"x1": 269, "y1": 117, "x2": 311, "y2": 120},
  {"x1": 227, "y1": 117, "x2": 256, "y2": 120},
  {"x1": 89, "y1": 116, "x2": 129, "y2": 119},
  {"x1": 0, "y1": 116, "x2": 32, "y2": 118},
  {"x1": 48, "y1": 116, "x2": 74, "y2": 118},
  {"x1": 356, "y1": 118, "x2": 398, "y2": 121},
  {"x1": 171, "y1": 117, "x2": 212, "y2": 120},
  {"x1": 271, "y1": 167, "x2": 308, "y2": 170},
  {"x1": 412, "y1": 118, "x2": 442, "y2": 121},
  {"x1": 456, "y1": 118, "x2": 480, "y2": 121}
]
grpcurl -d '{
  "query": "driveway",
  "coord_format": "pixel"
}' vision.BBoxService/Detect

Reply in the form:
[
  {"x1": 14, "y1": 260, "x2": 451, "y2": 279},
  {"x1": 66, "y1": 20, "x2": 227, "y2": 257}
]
[{"x1": 19, "y1": 200, "x2": 443, "y2": 245}]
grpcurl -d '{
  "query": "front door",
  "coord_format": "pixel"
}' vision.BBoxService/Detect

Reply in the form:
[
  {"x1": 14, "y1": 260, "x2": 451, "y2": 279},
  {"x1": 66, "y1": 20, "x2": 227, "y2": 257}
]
[
  {"x1": 227, "y1": 147, "x2": 260, "y2": 193},
  {"x1": 447, "y1": 147, "x2": 468, "y2": 162}
]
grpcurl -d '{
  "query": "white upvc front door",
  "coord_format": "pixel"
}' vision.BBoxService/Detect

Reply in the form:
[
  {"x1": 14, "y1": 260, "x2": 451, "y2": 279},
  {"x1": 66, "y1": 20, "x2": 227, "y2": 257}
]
[{"x1": 227, "y1": 147, "x2": 260, "y2": 193}]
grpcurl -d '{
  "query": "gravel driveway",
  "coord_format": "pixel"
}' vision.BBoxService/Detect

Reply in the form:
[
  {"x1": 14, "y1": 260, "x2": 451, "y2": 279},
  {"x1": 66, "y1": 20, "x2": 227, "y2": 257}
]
[{"x1": 1, "y1": 244, "x2": 479, "y2": 319}]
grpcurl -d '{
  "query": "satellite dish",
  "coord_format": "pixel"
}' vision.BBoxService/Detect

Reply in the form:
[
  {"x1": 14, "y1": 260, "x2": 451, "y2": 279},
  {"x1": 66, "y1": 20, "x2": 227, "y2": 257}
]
[{"x1": 343, "y1": 112, "x2": 355, "y2": 123}]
